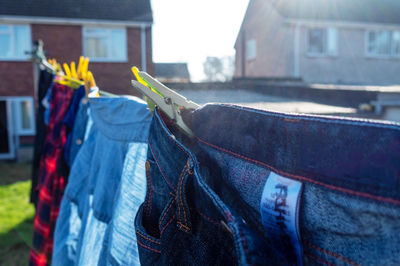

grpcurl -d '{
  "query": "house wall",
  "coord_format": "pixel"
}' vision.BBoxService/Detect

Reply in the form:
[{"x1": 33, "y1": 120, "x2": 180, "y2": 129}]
[
  {"x1": 234, "y1": 0, "x2": 291, "y2": 78},
  {"x1": 0, "y1": 62, "x2": 33, "y2": 96},
  {"x1": 0, "y1": 23, "x2": 153, "y2": 98},
  {"x1": 297, "y1": 26, "x2": 400, "y2": 85}
]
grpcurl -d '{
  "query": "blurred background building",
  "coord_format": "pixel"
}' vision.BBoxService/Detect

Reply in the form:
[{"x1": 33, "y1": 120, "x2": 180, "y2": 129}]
[
  {"x1": 235, "y1": 0, "x2": 400, "y2": 85},
  {"x1": 0, "y1": 0, "x2": 153, "y2": 159},
  {"x1": 154, "y1": 62, "x2": 190, "y2": 83}
]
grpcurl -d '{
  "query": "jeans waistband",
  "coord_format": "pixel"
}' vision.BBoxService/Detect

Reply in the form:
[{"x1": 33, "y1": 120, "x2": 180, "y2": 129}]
[{"x1": 191, "y1": 104, "x2": 400, "y2": 205}]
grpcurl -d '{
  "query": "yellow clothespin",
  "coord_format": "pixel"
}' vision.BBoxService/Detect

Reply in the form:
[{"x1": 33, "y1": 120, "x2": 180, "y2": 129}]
[
  {"x1": 87, "y1": 71, "x2": 96, "y2": 88},
  {"x1": 77, "y1": 56, "x2": 84, "y2": 80},
  {"x1": 131, "y1": 66, "x2": 162, "y2": 111},
  {"x1": 63, "y1": 63, "x2": 71, "y2": 77},
  {"x1": 58, "y1": 62, "x2": 84, "y2": 89},
  {"x1": 70, "y1": 62, "x2": 78, "y2": 79},
  {"x1": 55, "y1": 63, "x2": 62, "y2": 73},
  {"x1": 82, "y1": 57, "x2": 89, "y2": 78}
]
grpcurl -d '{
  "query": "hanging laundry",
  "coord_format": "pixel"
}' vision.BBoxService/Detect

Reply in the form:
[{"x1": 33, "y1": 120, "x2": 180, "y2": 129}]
[
  {"x1": 52, "y1": 96, "x2": 152, "y2": 266},
  {"x1": 27, "y1": 44, "x2": 400, "y2": 265},
  {"x1": 30, "y1": 82, "x2": 73, "y2": 266},
  {"x1": 30, "y1": 69, "x2": 54, "y2": 207}
]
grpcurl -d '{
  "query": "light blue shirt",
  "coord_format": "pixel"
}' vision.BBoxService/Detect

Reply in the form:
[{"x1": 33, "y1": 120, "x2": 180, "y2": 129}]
[{"x1": 52, "y1": 96, "x2": 151, "y2": 266}]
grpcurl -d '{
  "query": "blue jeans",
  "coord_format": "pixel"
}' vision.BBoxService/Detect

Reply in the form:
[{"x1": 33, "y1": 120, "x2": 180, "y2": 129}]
[
  {"x1": 189, "y1": 104, "x2": 400, "y2": 265},
  {"x1": 135, "y1": 109, "x2": 285, "y2": 265}
]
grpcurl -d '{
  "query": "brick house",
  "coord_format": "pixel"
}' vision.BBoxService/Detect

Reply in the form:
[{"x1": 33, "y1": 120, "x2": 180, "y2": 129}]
[
  {"x1": 234, "y1": 0, "x2": 400, "y2": 85},
  {"x1": 0, "y1": 0, "x2": 153, "y2": 159}
]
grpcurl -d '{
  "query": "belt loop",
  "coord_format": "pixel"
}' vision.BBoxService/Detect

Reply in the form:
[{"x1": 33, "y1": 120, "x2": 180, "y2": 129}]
[{"x1": 175, "y1": 159, "x2": 193, "y2": 233}]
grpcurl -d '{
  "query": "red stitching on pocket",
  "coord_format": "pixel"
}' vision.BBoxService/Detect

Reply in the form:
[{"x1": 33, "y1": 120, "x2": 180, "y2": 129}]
[
  {"x1": 305, "y1": 241, "x2": 359, "y2": 266},
  {"x1": 159, "y1": 198, "x2": 175, "y2": 229},
  {"x1": 136, "y1": 230, "x2": 161, "y2": 245},
  {"x1": 305, "y1": 251, "x2": 335, "y2": 266},
  {"x1": 137, "y1": 238, "x2": 161, "y2": 254},
  {"x1": 197, "y1": 136, "x2": 400, "y2": 206},
  {"x1": 145, "y1": 161, "x2": 153, "y2": 217},
  {"x1": 160, "y1": 215, "x2": 176, "y2": 237}
]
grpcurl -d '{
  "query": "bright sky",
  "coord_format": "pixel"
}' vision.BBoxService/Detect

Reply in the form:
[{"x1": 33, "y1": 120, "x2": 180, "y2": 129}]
[{"x1": 151, "y1": 0, "x2": 249, "y2": 81}]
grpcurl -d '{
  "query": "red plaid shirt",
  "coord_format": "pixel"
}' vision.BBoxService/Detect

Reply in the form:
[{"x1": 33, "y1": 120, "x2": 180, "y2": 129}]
[{"x1": 30, "y1": 82, "x2": 73, "y2": 266}]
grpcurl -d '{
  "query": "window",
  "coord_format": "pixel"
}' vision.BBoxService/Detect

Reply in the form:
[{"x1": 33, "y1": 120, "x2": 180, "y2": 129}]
[
  {"x1": 12, "y1": 97, "x2": 35, "y2": 135},
  {"x1": 367, "y1": 30, "x2": 400, "y2": 57},
  {"x1": 83, "y1": 27, "x2": 127, "y2": 61},
  {"x1": 0, "y1": 24, "x2": 31, "y2": 60},
  {"x1": 246, "y1": 39, "x2": 256, "y2": 60},
  {"x1": 308, "y1": 27, "x2": 337, "y2": 56}
]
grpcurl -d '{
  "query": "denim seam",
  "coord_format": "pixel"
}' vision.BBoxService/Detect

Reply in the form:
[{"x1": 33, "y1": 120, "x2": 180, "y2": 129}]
[
  {"x1": 304, "y1": 251, "x2": 334, "y2": 266},
  {"x1": 159, "y1": 198, "x2": 175, "y2": 229},
  {"x1": 160, "y1": 214, "x2": 176, "y2": 237},
  {"x1": 136, "y1": 230, "x2": 161, "y2": 245},
  {"x1": 180, "y1": 163, "x2": 188, "y2": 228},
  {"x1": 238, "y1": 229, "x2": 250, "y2": 265},
  {"x1": 176, "y1": 222, "x2": 190, "y2": 232},
  {"x1": 305, "y1": 241, "x2": 359, "y2": 266},
  {"x1": 219, "y1": 104, "x2": 400, "y2": 130},
  {"x1": 155, "y1": 111, "x2": 192, "y2": 158},
  {"x1": 197, "y1": 136, "x2": 400, "y2": 206},
  {"x1": 145, "y1": 162, "x2": 153, "y2": 218},
  {"x1": 194, "y1": 209, "x2": 219, "y2": 225},
  {"x1": 177, "y1": 163, "x2": 190, "y2": 231},
  {"x1": 148, "y1": 139, "x2": 176, "y2": 191},
  {"x1": 136, "y1": 238, "x2": 161, "y2": 254}
]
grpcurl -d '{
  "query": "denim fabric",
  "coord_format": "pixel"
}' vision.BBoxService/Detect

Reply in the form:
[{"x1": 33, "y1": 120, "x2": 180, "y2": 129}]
[
  {"x1": 63, "y1": 86, "x2": 87, "y2": 166},
  {"x1": 189, "y1": 104, "x2": 400, "y2": 265},
  {"x1": 106, "y1": 142, "x2": 148, "y2": 266},
  {"x1": 65, "y1": 99, "x2": 88, "y2": 166},
  {"x1": 52, "y1": 96, "x2": 151, "y2": 266},
  {"x1": 136, "y1": 109, "x2": 285, "y2": 266}
]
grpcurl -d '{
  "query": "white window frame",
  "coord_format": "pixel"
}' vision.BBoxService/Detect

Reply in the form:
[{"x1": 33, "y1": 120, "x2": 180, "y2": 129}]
[
  {"x1": 307, "y1": 27, "x2": 338, "y2": 57},
  {"x1": 0, "y1": 24, "x2": 31, "y2": 61},
  {"x1": 82, "y1": 26, "x2": 128, "y2": 62},
  {"x1": 246, "y1": 39, "x2": 256, "y2": 61},
  {"x1": 11, "y1": 97, "x2": 36, "y2": 136},
  {"x1": 365, "y1": 30, "x2": 400, "y2": 59}
]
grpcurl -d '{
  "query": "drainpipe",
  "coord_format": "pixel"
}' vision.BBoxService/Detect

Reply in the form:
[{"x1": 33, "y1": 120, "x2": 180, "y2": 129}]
[
  {"x1": 141, "y1": 24, "x2": 147, "y2": 72},
  {"x1": 294, "y1": 24, "x2": 300, "y2": 77},
  {"x1": 241, "y1": 31, "x2": 246, "y2": 77}
]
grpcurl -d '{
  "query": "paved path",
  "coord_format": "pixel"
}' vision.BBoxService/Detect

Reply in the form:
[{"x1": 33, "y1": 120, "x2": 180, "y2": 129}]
[{"x1": 179, "y1": 89, "x2": 357, "y2": 115}]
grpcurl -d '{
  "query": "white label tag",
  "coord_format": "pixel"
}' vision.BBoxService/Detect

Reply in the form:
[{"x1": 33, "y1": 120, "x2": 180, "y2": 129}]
[{"x1": 260, "y1": 172, "x2": 303, "y2": 266}]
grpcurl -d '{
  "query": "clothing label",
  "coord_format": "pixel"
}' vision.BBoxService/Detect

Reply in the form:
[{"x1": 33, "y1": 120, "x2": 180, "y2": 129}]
[{"x1": 260, "y1": 172, "x2": 303, "y2": 266}]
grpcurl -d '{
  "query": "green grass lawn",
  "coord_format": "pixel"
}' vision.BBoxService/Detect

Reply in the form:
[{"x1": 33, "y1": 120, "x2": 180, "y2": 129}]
[{"x1": 0, "y1": 162, "x2": 34, "y2": 266}]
